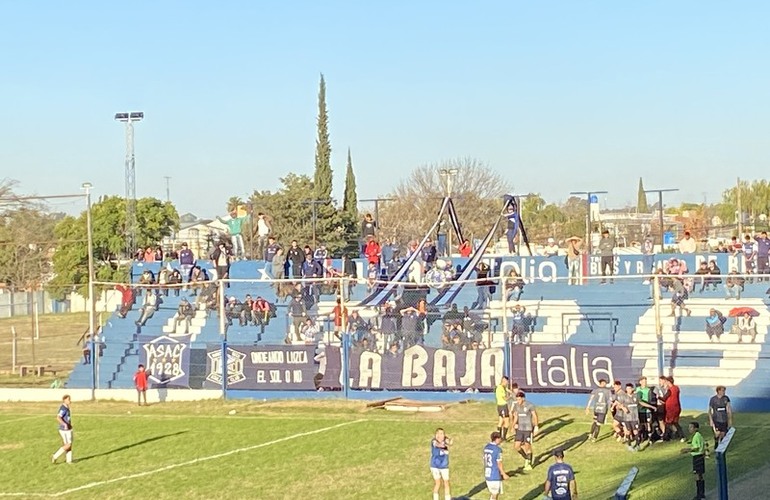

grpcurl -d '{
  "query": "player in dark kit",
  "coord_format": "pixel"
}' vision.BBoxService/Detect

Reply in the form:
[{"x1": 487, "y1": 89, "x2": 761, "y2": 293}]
[
  {"x1": 708, "y1": 386, "x2": 733, "y2": 448},
  {"x1": 635, "y1": 377, "x2": 656, "y2": 443},
  {"x1": 511, "y1": 391, "x2": 539, "y2": 471},
  {"x1": 621, "y1": 383, "x2": 642, "y2": 451},
  {"x1": 610, "y1": 380, "x2": 624, "y2": 441},
  {"x1": 585, "y1": 378, "x2": 612, "y2": 442},
  {"x1": 680, "y1": 422, "x2": 706, "y2": 500},
  {"x1": 52, "y1": 394, "x2": 73, "y2": 464},
  {"x1": 544, "y1": 448, "x2": 578, "y2": 500}
]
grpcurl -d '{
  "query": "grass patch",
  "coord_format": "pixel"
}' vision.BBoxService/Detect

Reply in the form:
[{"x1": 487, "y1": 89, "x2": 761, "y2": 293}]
[{"x1": 0, "y1": 400, "x2": 764, "y2": 499}]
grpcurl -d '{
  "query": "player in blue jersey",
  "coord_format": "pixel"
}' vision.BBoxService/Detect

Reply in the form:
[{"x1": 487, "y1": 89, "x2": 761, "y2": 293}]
[
  {"x1": 544, "y1": 449, "x2": 578, "y2": 500},
  {"x1": 430, "y1": 428, "x2": 453, "y2": 500},
  {"x1": 483, "y1": 431, "x2": 509, "y2": 499},
  {"x1": 52, "y1": 394, "x2": 73, "y2": 464}
]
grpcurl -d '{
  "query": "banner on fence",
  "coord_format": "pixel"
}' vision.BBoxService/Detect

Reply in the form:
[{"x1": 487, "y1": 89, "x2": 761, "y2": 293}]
[
  {"x1": 203, "y1": 345, "x2": 339, "y2": 390},
  {"x1": 139, "y1": 335, "x2": 191, "y2": 387},
  {"x1": 510, "y1": 344, "x2": 638, "y2": 391}
]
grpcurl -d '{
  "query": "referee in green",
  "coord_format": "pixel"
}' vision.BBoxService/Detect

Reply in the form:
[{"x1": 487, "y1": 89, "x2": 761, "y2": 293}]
[{"x1": 680, "y1": 421, "x2": 705, "y2": 500}]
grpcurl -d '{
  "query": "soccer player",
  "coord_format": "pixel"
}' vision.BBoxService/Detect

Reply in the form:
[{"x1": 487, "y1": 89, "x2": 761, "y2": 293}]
[
  {"x1": 635, "y1": 377, "x2": 656, "y2": 443},
  {"x1": 511, "y1": 391, "x2": 539, "y2": 471},
  {"x1": 495, "y1": 375, "x2": 512, "y2": 441},
  {"x1": 585, "y1": 378, "x2": 612, "y2": 442},
  {"x1": 610, "y1": 380, "x2": 624, "y2": 441},
  {"x1": 483, "y1": 431, "x2": 509, "y2": 499},
  {"x1": 708, "y1": 386, "x2": 733, "y2": 448},
  {"x1": 622, "y1": 383, "x2": 642, "y2": 451},
  {"x1": 680, "y1": 422, "x2": 706, "y2": 500},
  {"x1": 134, "y1": 364, "x2": 148, "y2": 406},
  {"x1": 430, "y1": 428, "x2": 453, "y2": 500},
  {"x1": 544, "y1": 448, "x2": 578, "y2": 500},
  {"x1": 52, "y1": 394, "x2": 73, "y2": 464}
]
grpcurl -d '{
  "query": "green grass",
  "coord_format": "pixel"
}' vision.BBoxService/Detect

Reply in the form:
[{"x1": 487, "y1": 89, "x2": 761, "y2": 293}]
[{"x1": 0, "y1": 400, "x2": 764, "y2": 499}]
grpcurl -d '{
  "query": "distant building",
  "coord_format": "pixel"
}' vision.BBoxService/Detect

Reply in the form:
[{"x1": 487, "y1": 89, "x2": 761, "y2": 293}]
[{"x1": 163, "y1": 214, "x2": 228, "y2": 258}]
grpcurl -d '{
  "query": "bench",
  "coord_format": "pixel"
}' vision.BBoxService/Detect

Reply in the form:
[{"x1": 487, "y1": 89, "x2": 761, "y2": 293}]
[
  {"x1": 615, "y1": 466, "x2": 639, "y2": 500},
  {"x1": 18, "y1": 365, "x2": 47, "y2": 377}
]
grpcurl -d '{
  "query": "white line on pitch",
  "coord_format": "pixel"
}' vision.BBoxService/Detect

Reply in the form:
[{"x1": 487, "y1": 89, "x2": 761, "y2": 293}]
[
  {"x1": 0, "y1": 419, "x2": 365, "y2": 498},
  {"x1": 0, "y1": 415, "x2": 47, "y2": 426}
]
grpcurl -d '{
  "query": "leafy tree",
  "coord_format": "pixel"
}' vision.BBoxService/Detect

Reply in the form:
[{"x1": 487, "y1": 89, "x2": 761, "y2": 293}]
[
  {"x1": 226, "y1": 196, "x2": 244, "y2": 214},
  {"x1": 48, "y1": 196, "x2": 179, "y2": 298},
  {"x1": 0, "y1": 207, "x2": 59, "y2": 290},
  {"x1": 343, "y1": 148, "x2": 358, "y2": 217},
  {"x1": 637, "y1": 178, "x2": 649, "y2": 213}
]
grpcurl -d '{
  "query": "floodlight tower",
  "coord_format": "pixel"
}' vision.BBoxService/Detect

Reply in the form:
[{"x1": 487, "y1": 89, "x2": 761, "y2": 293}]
[{"x1": 115, "y1": 111, "x2": 144, "y2": 256}]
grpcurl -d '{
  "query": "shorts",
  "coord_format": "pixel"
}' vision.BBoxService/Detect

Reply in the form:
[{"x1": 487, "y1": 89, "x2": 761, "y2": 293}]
[
  {"x1": 430, "y1": 468, "x2": 449, "y2": 480},
  {"x1": 515, "y1": 430, "x2": 533, "y2": 443},
  {"x1": 692, "y1": 454, "x2": 705, "y2": 474},
  {"x1": 497, "y1": 405, "x2": 510, "y2": 418},
  {"x1": 58, "y1": 429, "x2": 73, "y2": 445},
  {"x1": 664, "y1": 413, "x2": 680, "y2": 425},
  {"x1": 714, "y1": 421, "x2": 728, "y2": 433},
  {"x1": 594, "y1": 412, "x2": 607, "y2": 424},
  {"x1": 639, "y1": 412, "x2": 650, "y2": 425},
  {"x1": 624, "y1": 420, "x2": 640, "y2": 432},
  {"x1": 486, "y1": 480, "x2": 503, "y2": 495}
]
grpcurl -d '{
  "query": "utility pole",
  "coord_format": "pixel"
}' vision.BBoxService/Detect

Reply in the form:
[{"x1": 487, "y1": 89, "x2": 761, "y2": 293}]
[
  {"x1": 737, "y1": 177, "x2": 743, "y2": 236},
  {"x1": 164, "y1": 176, "x2": 171, "y2": 203},
  {"x1": 115, "y1": 112, "x2": 144, "y2": 257},
  {"x1": 569, "y1": 190, "x2": 608, "y2": 254},
  {"x1": 438, "y1": 168, "x2": 459, "y2": 254},
  {"x1": 302, "y1": 200, "x2": 326, "y2": 248},
  {"x1": 359, "y1": 198, "x2": 395, "y2": 237},
  {"x1": 644, "y1": 188, "x2": 679, "y2": 252}
]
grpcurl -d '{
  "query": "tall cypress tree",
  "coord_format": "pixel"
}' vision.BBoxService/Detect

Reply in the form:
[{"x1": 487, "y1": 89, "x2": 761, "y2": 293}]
[
  {"x1": 314, "y1": 74, "x2": 333, "y2": 204},
  {"x1": 637, "y1": 177, "x2": 649, "y2": 213},
  {"x1": 343, "y1": 148, "x2": 358, "y2": 216}
]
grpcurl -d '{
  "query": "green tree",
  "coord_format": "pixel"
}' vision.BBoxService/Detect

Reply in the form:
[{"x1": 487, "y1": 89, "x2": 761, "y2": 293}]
[
  {"x1": 0, "y1": 207, "x2": 59, "y2": 290},
  {"x1": 48, "y1": 196, "x2": 179, "y2": 298},
  {"x1": 343, "y1": 148, "x2": 358, "y2": 217},
  {"x1": 637, "y1": 178, "x2": 649, "y2": 213},
  {"x1": 313, "y1": 74, "x2": 334, "y2": 219}
]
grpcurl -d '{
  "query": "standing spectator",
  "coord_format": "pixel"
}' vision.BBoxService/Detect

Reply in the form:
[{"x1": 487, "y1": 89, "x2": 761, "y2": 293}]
[
  {"x1": 642, "y1": 234, "x2": 655, "y2": 276},
  {"x1": 421, "y1": 238, "x2": 438, "y2": 270},
  {"x1": 301, "y1": 318, "x2": 319, "y2": 345},
  {"x1": 361, "y1": 213, "x2": 377, "y2": 254},
  {"x1": 179, "y1": 242, "x2": 195, "y2": 282},
  {"x1": 542, "y1": 238, "x2": 559, "y2": 257},
  {"x1": 505, "y1": 204, "x2": 518, "y2": 254},
  {"x1": 167, "y1": 269, "x2": 183, "y2": 296},
  {"x1": 217, "y1": 210, "x2": 247, "y2": 260},
  {"x1": 669, "y1": 279, "x2": 691, "y2": 317},
  {"x1": 737, "y1": 312, "x2": 757, "y2": 343},
  {"x1": 255, "y1": 212, "x2": 271, "y2": 261},
  {"x1": 510, "y1": 305, "x2": 530, "y2": 344},
  {"x1": 287, "y1": 240, "x2": 304, "y2": 278},
  {"x1": 730, "y1": 235, "x2": 743, "y2": 255},
  {"x1": 82, "y1": 335, "x2": 91, "y2": 365},
  {"x1": 678, "y1": 231, "x2": 697, "y2": 253},
  {"x1": 264, "y1": 236, "x2": 281, "y2": 267},
  {"x1": 143, "y1": 246, "x2": 156, "y2": 263},
  {"x1": 566, "y1": 237, "x2": 582, "y2": 286},
  {"x1": 210, "y1": 242, "x2": 231, "y2": 285},
  {"x1": 153, "y1": 246, "x2": 164, "y2": 262},
  {"x1": 471, "y1": 262, "x2": 492, "y2": 310},
  {"x1": 364, "y1": 236, "x2": 382, "y2": 269},
  {"x1": 679, "y1": 422, "x2": 706, "y2": 500},
  {"x1": 705, "y1": 309, "x2": 726, "y2": 342},
  {"x1": 313, "y1": 244, "x2": 328, "y2": 264},
  {"x1": 458, "y1": 238, "x2": 472, "y2": 258},
  {"x1": 329, "y1": 298, "x2": 348, "y2": 341},
  {"x1": 756, "y1": 231, "x2": 770, "y2": 280},
  {"x1": 381, "y1": 237, "x2": 396, "y2": 265},
  {"x1": 287, "y1": 295, "x2": 307, "y2": 342},
  {"x1": 742, "y1": 234, "x2": 756, "y2": 276},
  {"x1": 271, "y1": 248, "x2": 286, "y2": 281},
  {"x1": 133, "y1": 364, "x2": 148, "y2": 406},
  {"x1": 543, "y1": 449, "x2": 577, "y2": 500},
  {"x1": 598, "y1": 230, "x2": 616, "y2": 284},
  {"x1": 436, "y1": 219, "x2": 448, "y2": 258}
]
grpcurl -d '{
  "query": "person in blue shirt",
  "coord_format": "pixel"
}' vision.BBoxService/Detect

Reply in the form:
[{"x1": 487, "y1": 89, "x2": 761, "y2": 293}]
[
  {"x1": 52, "y1": 394, "x2": 73, "y2": 464},
  {"x1": 484, "y1": 431, "x2": 509, "y2": 499},
  {"x1": 430, "y1": 428, "x2": 453, "y2": 500},
  {"x1": 544, "y1": 449, "x2": 577, "y2": 500}
]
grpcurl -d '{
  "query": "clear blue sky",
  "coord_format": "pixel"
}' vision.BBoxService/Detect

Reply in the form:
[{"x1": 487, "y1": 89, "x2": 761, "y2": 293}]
[{"x1": 1, "y1": 1, "x2": 768, "y2": 218}]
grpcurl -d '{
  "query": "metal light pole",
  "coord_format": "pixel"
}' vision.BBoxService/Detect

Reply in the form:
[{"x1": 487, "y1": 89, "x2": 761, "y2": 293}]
[
  {"x1": 570, "y1": 190, "x2": 608, "y2": 254},
  {"x1": 302, "y1": 200, "x2": 325, "y2": 249},
  {"x1": 644, "y1": 188, "x2": 679, "y2": 252},
  {"x1": 115, "y1": 112, "x2": 144, "y2": 257},
  {"x1": 82, "y1": 182, "x2": 96, "y2": 399},
  {"x1": 439, "y1": 168, "x2": 459, "y2": 254}
]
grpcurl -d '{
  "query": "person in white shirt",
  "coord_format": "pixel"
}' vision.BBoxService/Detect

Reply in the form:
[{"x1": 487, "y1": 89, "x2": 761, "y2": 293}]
[
  {"x1": 255, "y1": 213, "x2": 271, "y2": 261},
  {"x1": 737, "y1": 313, "x2": 757, "y2": 343},
  {"x1": 542, "y1": 238, "x2": 560, "y2": 257},
  {"x1": 679, "y1": 231, "x2": 697, "y2": 253}
]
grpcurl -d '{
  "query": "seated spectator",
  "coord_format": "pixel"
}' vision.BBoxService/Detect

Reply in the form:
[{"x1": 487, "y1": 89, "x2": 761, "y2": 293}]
[
  {"x1": 385, "y1": 342, "x2": 400, "y2": 358},
  {"x1": 174, "y1": 298, "x2": 195, "y2": 334},
  {"x1": 449, "y1": 334, "x2": 465, "y2": 353},
  {"x1": 115, "y1": 284, "x2": 135, "y2": 319},
  {"x1": 167, "y1": 268, "x2": 183, "y2": 296},
  {"x1": 705, "y1": 309, "x2": 726, "y2": 342},
  {"x1": 157, "y1": 266, "x2": 169, "y2": 296},
  {"x1": 153, "y1": 246, "x2": 164, "y2": 262},
  {"x1": 694, "y1": 262, "x2": 711, "y2": 293},
  {"x1": 725, "y1": 268, "x2": 745, "y2": 299},
  {"x1": 252, "y1": 296, "x2": 272, "y2": 327},
  {"x1": 135, "y1": 290, "x2": 159, "y2": 327},
  {"x1": 301, "y1": 318, "x2": 320, "y2": 345},
  {"x1": 224, "y1": 296, "x2": 242, "y2": 327},
  {"x1": 138, "y1": 269, "x2": 155, "y2": 292},
  {"x1": 504, "y1": 268, "x2": 525, "y2": 301},
  {"x1": 706, "y1": 261, "x2": 722, "y2": 291},
  {"x1": 188, "y1": 266, "x2": 209, "y2": 296},
  {"x1": 510, "y1": 304, "x2": 530, "y2": 344},
  {"x1": 347, "y1": 310, "x2": 372, "y2": 344},
  {"x1": 468, "y1": 339, "x2": 482, "y2": 350},
  {"x1": 737, "y1": 313, "x2": 757, "y2": 343},
  {"x1": 542, "y1": 238, "x2": 559, "y2": 257},
  {"x1": 366, "y1": 262, "x2": 378, "y2": 293},
  {"x1": 240, "y1": 295, "x2": 255, "y2": 326}
]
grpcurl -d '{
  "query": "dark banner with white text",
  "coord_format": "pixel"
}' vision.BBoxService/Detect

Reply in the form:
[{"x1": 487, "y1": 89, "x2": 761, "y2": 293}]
[{"x1": 139, "y1": 335, "x2": 191, "y2": 388}]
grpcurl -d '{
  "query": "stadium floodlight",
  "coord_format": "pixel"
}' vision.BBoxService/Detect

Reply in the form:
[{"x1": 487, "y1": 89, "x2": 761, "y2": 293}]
[{"x1": 114, "y1": 111, "x2": 144, "y2": 257}]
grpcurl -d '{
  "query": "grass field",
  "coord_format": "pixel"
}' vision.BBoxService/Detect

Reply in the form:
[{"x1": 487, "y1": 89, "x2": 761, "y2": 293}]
[
  {"x1": 0, "y1": 399, "x2": 763, "y2": 499},
  {"x1": 0, "y1": 313, "x2": 89, "y2": 387}
]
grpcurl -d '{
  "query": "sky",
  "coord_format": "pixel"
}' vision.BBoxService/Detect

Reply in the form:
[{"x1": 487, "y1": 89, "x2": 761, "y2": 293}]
[{"x1": 1, "y1": 1, "x2": 768, "y2": 218}]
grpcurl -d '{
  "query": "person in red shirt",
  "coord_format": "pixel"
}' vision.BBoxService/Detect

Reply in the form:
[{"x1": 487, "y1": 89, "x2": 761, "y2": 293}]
[
  {"x1": 660, "y1": 376, "x2": 685, "y2": 441},
  {"x1": 115, "y1": 285, "x2": 135, "y2": 319},
  {"x1": 364, "y1": 236, "x2": 382, "y2": 267},
  {"x1": 133, "y1": 364, "x2": 149, "y2": 406},
  {"x1": 458, "y1": 239, "x2": 472, "y2": 258},
  {"x1": 252, "y1": 296, "x2": 271, "y2": 328},
  {"x1": 329, "y1": 298, "x2": 349, "y2": 341}
]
